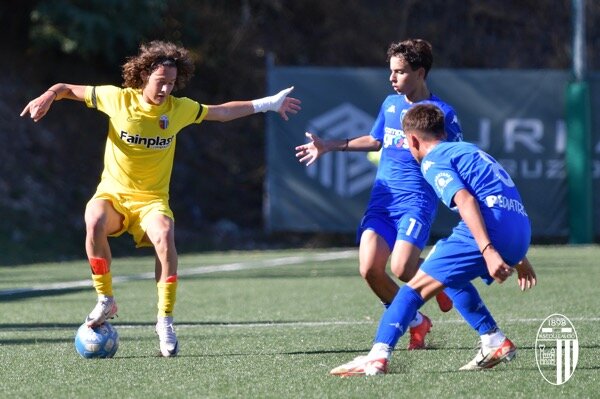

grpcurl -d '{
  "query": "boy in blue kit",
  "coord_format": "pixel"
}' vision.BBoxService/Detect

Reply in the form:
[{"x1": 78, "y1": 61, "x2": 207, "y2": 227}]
[
  {"x1": 296, "y1": 39, "x2": 462, "y2": 350},
  {"x1": 330, "y1": 104, "x2": 537, "y2": 376}
]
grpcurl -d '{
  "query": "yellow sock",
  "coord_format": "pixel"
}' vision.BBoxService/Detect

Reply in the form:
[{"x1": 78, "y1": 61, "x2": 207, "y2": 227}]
[
  {"x1": 157, "y1": 277, "x2": 178, "y2": 317},
  {"x1": 91, "y1": 271, "x2": 113, "y2": 297}
]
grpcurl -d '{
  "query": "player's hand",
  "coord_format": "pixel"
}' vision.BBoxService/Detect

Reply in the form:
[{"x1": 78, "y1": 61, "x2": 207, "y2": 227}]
[
  {"x1": 20, "y1": 91, "x2": 56, "y2": 122},
  {"x1": 514, "y1": 257, "x2": 537, "y2": 291},
  {"x1": 275, "y1": 87, "x2": 301, "y2": 121},
  {"x1": 296, "y1": 132, "x2": 327, "y2": 166},
  {"x1": 252, "y1": 86, "x2": 301, "y2": 120},
  {"x1": 483, "y1": 247, "x2": 514, "y2": 284}
]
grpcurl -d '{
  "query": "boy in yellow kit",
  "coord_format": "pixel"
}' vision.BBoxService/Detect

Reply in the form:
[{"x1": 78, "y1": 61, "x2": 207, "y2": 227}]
[{"x1": 21, "y1": 40, "x2": 301, "y2": 357}]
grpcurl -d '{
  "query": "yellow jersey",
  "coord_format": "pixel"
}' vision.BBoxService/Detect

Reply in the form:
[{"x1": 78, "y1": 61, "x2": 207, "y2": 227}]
[{"x1": 85, "y1": 85, "x2": 208, "y2": 198}]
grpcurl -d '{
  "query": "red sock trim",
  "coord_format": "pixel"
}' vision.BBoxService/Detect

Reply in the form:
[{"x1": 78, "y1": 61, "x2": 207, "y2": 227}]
[
  {"x1": 89, "y1": 257, "x2": 110, "y2": 275},
  {"x1": 165, "y1": 274, "x2": 178, "y2": 283}
]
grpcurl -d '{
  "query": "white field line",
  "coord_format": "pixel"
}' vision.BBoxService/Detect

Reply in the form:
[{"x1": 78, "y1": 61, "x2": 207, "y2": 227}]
[
  {"x1": 0, "y1": 250, "x2": 357, "y2": 297},
  {"x1": 2, "y1": 251, "x2": 598, "y2": 330},
  {"x1": 1, "y1": 318, "x2": 598, "y2": 333},
  {"x1": 119, "y1": 317, "x2": 600, "y2": 329}
]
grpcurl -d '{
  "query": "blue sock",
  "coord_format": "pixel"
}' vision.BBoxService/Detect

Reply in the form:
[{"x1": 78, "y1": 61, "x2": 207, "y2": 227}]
[
  {"x1": 444, "y1": 283, "x2": 497, "y2": 335},
  {"x1": 374, "y1": 285, "x2": 424, "y2": 347}
]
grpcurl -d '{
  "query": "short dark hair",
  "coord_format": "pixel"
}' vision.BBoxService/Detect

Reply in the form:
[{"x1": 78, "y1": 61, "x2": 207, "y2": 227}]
[
  {"x1": 387, "y1": 39, "x2": 433, "y2": 78},
  {"x1": 402, "y1": 104, "x2": 446, "y2": 139}
]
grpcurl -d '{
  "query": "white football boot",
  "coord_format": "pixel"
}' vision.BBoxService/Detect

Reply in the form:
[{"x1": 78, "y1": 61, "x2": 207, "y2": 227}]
[
  {"x1": 85, "y1": 295, "x2": 118, "y2": 327},
  {"x1": 330, "y1": 355, "x2": 388, "y2": 377},
  {"x1": 460, "y1": 338, "x2": 516, "y2": 370},
  {"x1": 156, "y1": 316, "x2": 179, "y2": 357}
]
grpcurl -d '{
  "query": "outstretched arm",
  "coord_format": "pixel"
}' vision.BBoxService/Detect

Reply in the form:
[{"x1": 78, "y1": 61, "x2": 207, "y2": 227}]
[
  {"x1": 204, "y1": 86, "x2": 301, "y2": 122},
  {"x1": 20, "y1": 84, "x2": 87, "y2": 122},
  {"x1": 453, "y1": 188, "x2": 514, "y2": 283},
  {"x1": 296, "y1": 133, "x2": 381, "y2": 166}
]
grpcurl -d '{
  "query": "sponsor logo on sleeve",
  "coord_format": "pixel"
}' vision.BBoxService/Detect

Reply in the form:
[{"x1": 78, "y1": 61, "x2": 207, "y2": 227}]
[
  {"x1": 422, "y1": 160, "x2": 435, "y2": 174},
  {"x1": 434, "y1": 172, "x2": 453, "y2": 193}
]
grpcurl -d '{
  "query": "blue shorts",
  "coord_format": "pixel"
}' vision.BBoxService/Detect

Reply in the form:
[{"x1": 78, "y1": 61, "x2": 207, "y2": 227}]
[
  {"x1": 421, "y1": 227, "x2": 529, "y2": 288},
  {"x1": 357, "y1": 211, "x2": 431, "y2": 251}
]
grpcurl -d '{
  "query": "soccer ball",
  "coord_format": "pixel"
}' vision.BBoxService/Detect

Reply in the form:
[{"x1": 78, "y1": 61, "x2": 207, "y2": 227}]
[{"x1": 74, "y1": 322, "x2": 119, "y2": 358}]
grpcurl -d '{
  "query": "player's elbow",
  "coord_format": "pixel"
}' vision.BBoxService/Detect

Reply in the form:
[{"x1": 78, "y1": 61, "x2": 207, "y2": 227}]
[
  {"x1": 212, "y1": 110, "x2": 231, "y2": 122},
  {"x1": 205, "y1": 106, "x2": 233, "y2": 122}
]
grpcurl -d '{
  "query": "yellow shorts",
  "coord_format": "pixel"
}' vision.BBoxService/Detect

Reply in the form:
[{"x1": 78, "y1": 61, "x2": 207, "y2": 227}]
[{"x1": 89, "y1": 191, "x2": 174, "y2": 248}]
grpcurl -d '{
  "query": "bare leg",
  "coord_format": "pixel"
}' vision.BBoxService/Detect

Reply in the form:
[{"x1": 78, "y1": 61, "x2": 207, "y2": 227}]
[
  {"x1": 390, "y1": 241, "x2": 422, "y2": 282},
  {"x1": 84, "y1": 199, "x2": 123, "y2": 265},
  {"x1": 407, "y1": 270, "x2": 446, "y2": 301},
  {"x1": 359, "y1": 230, "x2": 398, "y2": 304},
  {"x1": 83, "y1": 199, "x2": 123, "y2": 325},
  {"x1": 145, "y1": 214, "x2": 179, "y2": 357},
  {"x1": 144, "y1": 214, "x2": 177, "y2": 282}
]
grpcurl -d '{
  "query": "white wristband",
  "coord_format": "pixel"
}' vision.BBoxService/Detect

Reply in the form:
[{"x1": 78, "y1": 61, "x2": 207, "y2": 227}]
[{"x1": 252, "y1": 86, "x2": 294, "y2": 113}]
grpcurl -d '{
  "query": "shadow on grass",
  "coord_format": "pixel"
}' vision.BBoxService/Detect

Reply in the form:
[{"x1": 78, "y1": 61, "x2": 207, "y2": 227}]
[
  {"x1": 0, "y1": 319, "x2": 368, "y2": 332},
  {"x1": 114, "y1": 348, "x2": 371, "y2": 360},
  {"x1": 0, "y1": 267, "x2": 358, "y2": 303},
  {"x1": 0, "y1": 322, "x2": 82, "y2": 330},
  {"x1": 181, "y1": 267, "x2": 360, "y2": 281},
  {"x1": 0, "y1": 287, "x2": 89, "y2": 302},
  {"x1": 0, "y1": 337, "x2": 74, "y2": 345}
]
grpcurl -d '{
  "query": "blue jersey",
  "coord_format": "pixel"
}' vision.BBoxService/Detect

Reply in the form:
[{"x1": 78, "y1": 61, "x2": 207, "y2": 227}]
[
  {"x1": 421, "y1": 141, "x2": 530, "y2": 264},
  {"x1": 367, "y1": 94, "x2": 462, "y2": 222}
]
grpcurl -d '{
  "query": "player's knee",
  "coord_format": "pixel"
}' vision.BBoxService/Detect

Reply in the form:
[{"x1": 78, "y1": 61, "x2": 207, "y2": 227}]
[
  {"x1": 85, "y1": 202, "x2": 121, "y2": 237},
  {"x1": 390, "y1": 263, "x2": 405, "y2": 280},
  {"x1": 359, "y1": 262, "x2": 385, "y2": 282},
  {"x1": 149, "y1": 226, "x2": 175, "y2": 254},
  {"x1": 391, "y1": 262, "x2": 417, "y2": 282},
  {"x1": 85, "y1": 214, "x2": 108, "y2": 238}
]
